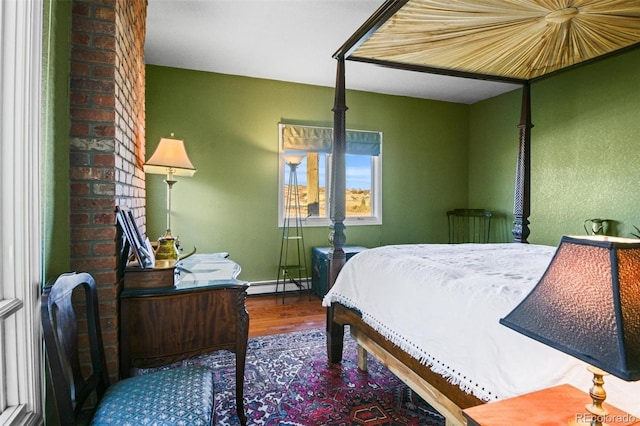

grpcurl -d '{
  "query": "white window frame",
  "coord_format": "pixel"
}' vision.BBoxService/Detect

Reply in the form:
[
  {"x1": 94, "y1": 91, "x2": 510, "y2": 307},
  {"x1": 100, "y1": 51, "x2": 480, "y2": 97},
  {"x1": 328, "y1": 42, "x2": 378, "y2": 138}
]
[
  {"x1": 278, "y1": 124, "x2": 382, "y2": 227},
  {"x1": 0, "y1": 0, "x2": 44, "y2": 425}
]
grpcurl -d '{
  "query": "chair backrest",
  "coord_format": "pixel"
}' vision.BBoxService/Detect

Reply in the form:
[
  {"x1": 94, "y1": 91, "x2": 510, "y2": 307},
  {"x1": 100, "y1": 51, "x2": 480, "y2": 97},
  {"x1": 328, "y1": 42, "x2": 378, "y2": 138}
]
[
  {"x1": 42, "y1": 272, "x2": 110, "y2": 425},
  {"x1": 447, "y1": 209, "x2": 492, "y2": 243}
]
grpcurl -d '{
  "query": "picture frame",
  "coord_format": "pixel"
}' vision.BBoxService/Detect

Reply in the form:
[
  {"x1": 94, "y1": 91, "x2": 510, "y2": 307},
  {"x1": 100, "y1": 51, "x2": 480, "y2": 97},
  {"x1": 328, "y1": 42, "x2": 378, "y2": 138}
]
[{"x1": 116, "y1": 207, "x2": 155, "y2": 268}]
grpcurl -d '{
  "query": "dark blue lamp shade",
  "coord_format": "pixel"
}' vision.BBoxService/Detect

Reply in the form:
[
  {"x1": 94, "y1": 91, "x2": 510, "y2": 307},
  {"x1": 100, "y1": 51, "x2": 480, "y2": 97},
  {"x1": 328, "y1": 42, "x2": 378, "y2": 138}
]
[{"x1": 500, "y1": 235, "x2": 640, "y2": 382}]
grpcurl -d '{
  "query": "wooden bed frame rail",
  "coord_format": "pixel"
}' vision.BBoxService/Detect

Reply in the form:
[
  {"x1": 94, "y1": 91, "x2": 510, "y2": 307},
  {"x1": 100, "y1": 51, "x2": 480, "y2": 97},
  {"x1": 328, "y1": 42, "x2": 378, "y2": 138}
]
[{"x1": 327, "y1": 303, "x2": 484, "y2": 426}]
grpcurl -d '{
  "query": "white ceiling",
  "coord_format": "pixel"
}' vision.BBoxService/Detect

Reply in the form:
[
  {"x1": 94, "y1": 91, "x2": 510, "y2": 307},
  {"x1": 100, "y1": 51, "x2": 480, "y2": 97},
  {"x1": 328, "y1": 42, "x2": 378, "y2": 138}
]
[{"x1": 144, "y1": 0, "x2": 521, "y2": 104}]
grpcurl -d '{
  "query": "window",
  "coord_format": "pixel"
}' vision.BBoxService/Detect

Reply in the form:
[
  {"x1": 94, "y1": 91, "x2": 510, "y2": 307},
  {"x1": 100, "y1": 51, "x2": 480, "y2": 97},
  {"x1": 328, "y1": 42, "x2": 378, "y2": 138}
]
[
  {"x1": 278, "y1": 124, "x2": 382, "y2": 227},
  {"x1": 0, "y1": 0, "x2": 44, "y2": 424}
]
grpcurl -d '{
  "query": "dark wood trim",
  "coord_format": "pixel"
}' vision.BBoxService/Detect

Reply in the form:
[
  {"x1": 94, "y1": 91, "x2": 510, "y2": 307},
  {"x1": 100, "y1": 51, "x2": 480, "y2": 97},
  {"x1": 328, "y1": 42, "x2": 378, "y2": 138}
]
[
  {"x1": 347, "y1": 56, "x2": 527, "y2": 85},
  {"x1": 347, "y1": 44, "x2": 640, "y2": 86},
  {"x1": 328, "y1": 57, "x2": 348, "y2": 363},
  {"x1": 329, "y1": 56, "x2": 347, "y2": 286},
  {"x1": 512, "y1": 83, "x2": 532, "y2": 243},
  {"x1": 333, "y1": 0, "x2": 409, "y2": 59}
]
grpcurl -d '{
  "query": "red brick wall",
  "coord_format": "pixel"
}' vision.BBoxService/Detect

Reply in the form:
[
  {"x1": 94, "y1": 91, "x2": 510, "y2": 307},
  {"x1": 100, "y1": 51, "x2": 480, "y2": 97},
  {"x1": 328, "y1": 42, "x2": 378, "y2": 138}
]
[{"x1": 69, "y1": 0, "x2": 146, "y2": 382}]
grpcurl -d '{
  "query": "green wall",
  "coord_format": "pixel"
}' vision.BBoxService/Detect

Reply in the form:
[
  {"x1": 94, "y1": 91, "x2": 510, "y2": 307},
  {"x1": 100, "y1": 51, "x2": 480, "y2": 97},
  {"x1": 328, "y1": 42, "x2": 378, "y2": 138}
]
[
  {"x1": 42, "y1": 2, "x2": 72, "y2": 424},
  {"x1": 470, "y1": 48, "x2": 640, "y2": 247},
  {"x1": 145, "y1": 66, "x2": 469, "y2": 282},
  {"x1": 42, "y1": 0, "x2": 71, "y2": 283},
  {"x1": 468, "y1": 90, "x2": 523, "y2": 242}
]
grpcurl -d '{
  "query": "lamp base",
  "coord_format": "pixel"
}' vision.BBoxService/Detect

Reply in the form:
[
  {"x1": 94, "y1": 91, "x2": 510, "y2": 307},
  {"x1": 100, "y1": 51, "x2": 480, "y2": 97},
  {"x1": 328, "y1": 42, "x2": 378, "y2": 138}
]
[
  {"x1": 155, "y1": 230, "x2": 180, "y2": 264},
  {"x1": 567, "y1": 365, "x2": 610, "y2": 426}
]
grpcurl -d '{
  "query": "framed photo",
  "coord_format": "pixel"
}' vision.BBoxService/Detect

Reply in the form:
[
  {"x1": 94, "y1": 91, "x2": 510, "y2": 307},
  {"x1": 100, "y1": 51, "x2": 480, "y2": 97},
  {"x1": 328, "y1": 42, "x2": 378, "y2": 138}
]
[{"x1": 116, "y1": 207, "x2": 155, "y2": 268}]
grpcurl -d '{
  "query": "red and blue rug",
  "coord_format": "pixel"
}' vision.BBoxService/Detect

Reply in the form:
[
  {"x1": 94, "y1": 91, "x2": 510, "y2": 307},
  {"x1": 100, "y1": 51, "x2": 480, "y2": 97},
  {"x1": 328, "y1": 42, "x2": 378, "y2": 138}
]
[{"x1": 148, "y1": 327, "x2": 444, "y2": 425}]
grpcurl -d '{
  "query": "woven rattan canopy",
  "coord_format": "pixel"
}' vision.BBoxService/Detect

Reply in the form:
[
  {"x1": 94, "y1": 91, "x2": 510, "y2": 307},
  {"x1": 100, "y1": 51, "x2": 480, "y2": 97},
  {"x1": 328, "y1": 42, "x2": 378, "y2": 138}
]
[{"x1": 336, "y1": 0, "x2": 640, "y2": 83}]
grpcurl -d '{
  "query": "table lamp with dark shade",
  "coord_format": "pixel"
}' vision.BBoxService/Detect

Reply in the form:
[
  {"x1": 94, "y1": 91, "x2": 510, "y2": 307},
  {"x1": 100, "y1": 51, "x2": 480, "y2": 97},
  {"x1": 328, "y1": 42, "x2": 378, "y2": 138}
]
[{"x1": 500, "y1": 235, "x2": 640, "y2": 425}]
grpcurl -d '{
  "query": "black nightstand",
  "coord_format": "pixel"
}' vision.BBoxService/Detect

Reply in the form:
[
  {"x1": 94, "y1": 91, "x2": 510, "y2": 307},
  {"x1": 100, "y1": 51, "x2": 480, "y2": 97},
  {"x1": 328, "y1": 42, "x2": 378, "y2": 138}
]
[{"x1": 311, "y1": 246, "x2": 367, "y2": 297}]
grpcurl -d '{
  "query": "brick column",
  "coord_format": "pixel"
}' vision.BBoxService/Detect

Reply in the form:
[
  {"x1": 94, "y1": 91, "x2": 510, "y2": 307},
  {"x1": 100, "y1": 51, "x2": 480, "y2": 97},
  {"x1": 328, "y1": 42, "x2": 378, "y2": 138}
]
[{"x1": 69, "y1": 0, "x2": 146, "y2": 382}]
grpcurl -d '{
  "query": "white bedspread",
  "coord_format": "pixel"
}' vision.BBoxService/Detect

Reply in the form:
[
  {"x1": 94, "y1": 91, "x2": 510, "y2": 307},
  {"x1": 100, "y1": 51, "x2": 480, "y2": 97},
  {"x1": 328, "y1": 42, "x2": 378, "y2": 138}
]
[{"x1": 322, "y1": 243, "x2": 640, "y2": 417}]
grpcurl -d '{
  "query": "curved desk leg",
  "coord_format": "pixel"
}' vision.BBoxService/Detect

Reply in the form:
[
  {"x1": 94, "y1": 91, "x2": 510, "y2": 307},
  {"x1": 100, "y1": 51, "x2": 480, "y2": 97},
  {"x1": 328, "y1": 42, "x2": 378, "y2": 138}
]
[{"x1": 236, "y1": 291, "x2": 249, "y2": 426}]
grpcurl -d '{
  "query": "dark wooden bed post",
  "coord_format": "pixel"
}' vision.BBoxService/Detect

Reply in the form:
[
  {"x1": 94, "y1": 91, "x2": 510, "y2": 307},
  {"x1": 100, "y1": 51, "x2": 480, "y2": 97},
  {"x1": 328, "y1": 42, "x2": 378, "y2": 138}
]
[
  {"x1": 327, "y1": 56, "x2": 348, "y2": 363},
  {"x1": 513, "y1": 83, "x2": 533, "y2": 243}
]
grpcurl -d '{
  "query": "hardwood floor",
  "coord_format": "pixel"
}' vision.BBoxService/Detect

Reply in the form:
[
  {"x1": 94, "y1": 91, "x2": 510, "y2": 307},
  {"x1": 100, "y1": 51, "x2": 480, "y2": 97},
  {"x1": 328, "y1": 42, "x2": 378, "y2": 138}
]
[{"x1": 246, "y1": 292, "x2": 326, "y2": 337}]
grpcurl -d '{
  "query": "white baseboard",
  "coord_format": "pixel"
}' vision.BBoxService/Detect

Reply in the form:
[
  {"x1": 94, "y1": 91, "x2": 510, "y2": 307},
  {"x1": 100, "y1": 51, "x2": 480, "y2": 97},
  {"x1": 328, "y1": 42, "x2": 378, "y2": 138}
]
[{"x1": 247, "y1": 278, "x2": 312, "y2": 296}]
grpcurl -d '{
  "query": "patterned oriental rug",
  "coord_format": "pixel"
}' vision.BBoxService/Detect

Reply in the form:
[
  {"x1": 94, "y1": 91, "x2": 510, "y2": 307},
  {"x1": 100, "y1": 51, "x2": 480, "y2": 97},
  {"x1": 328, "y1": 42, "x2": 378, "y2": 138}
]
[{"x1": 145, "y1": 327, "x2": 445, "y2": 425}]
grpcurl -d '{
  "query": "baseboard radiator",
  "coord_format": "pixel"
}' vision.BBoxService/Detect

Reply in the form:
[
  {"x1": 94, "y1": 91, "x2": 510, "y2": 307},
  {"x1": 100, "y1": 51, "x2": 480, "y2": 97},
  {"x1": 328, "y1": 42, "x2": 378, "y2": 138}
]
[{"x1": 247, "y1": 278, "x2": 312, "y2": 296}]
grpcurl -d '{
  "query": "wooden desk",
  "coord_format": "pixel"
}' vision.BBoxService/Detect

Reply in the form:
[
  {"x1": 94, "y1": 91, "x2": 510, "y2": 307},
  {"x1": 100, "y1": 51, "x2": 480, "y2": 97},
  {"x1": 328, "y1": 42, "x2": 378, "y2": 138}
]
[
  {"x1": 462, "y1": 384, "x2": 639, "y2": 426},
  {"x1": 120, "y1": 253, "x2": 249, "y2": 425}
]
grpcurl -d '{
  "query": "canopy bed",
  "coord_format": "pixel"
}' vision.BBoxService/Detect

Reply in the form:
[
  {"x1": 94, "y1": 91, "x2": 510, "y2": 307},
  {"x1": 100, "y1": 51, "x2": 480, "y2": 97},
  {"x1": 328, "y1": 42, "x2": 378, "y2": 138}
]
[{"x1": 323, "y1": 1, "x2": 640, "y2": 425}]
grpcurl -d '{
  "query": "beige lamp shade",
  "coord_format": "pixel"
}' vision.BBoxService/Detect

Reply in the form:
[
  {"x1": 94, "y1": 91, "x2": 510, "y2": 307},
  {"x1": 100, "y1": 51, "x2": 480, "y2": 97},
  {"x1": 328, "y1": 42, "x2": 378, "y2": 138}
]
[{"x1": 144, "y1": 136, "x2": 196, "y2": 177}]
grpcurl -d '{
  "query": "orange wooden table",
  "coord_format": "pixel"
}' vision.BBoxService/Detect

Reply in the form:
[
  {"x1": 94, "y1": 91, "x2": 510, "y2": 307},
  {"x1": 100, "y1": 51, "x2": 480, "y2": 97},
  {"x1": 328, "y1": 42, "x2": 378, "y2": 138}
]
[{"x1": 462, "y1": 384, "x2": 638, "y2": 426}]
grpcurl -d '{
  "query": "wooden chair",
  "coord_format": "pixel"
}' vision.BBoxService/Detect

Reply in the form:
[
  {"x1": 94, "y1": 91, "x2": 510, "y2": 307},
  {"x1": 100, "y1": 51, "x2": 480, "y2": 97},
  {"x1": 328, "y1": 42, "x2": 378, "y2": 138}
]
[
  {"x1": 42, "y1": 272, "x2": 216, "y2": 425},
  {"x1": 447, "y1": 209, "x2": 492, "y2": 243}
]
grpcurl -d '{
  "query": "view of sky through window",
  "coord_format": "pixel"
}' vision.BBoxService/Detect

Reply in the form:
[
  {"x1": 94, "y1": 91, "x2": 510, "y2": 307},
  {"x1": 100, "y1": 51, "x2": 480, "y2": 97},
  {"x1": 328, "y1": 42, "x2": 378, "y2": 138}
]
[{"x1": 292, "y1": 154, "x2": 371, "y2": 190}]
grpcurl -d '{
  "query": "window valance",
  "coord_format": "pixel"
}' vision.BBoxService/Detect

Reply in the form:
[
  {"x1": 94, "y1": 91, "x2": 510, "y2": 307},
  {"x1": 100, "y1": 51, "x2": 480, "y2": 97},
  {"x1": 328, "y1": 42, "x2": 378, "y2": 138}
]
[{"x1": 281, "y1": 124, "x2": 381, "y2": 156}]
